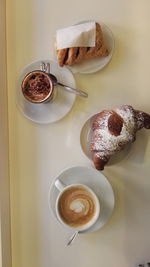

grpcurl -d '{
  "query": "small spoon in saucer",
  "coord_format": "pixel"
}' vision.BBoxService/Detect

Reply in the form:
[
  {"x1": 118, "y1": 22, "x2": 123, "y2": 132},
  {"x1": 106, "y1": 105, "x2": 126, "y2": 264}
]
[
  {"x1": 48, "y1": 72, "x2": 88, "y2": 98},
  {"x1": 67, "y1": 231, "x2": 79, "y2": 246},
  {"x1": 41, "y1": 62, "x2": 88, "y2": 98}
]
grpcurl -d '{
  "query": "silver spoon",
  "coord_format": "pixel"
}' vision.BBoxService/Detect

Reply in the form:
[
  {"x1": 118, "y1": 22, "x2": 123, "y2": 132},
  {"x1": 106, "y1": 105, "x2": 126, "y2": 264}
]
[
  {"x1": 49, "y1": 73, "x2": 88, "y2": 98},
  {"x1": 67, "y1": 231, "x2": 79, "y2": 246},
  {"x1": 41, "y1": 62, "x2": 88, "y2": 98}
]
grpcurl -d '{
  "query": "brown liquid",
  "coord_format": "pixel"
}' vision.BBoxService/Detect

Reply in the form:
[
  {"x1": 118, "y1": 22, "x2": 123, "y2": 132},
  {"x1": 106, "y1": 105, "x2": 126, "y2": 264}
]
[
  {"x1": 58, "y1": 186, "x2": 96, "y2": 227},
  {"x1": 22, "y1": 71, "x2": 52, "y2": 102}
]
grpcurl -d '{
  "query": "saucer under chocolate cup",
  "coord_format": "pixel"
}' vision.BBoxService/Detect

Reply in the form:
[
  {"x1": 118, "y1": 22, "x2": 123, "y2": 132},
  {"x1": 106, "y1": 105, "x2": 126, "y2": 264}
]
[
  {"x1": 55, "y1": 183, "x2": 100, "y2": 232},
  {"x1": 16, "y1": 60, "x2": 76, "y2": 124},
  {"x1": 21, "y1": 70, "x2": 54, "y2": 103}
]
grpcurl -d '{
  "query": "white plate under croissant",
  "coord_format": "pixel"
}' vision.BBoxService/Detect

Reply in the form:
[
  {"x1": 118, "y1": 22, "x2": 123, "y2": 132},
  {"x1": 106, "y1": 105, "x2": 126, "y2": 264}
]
[{"x1": 80, "y1": 105, "x2": 150, "y2": 170}]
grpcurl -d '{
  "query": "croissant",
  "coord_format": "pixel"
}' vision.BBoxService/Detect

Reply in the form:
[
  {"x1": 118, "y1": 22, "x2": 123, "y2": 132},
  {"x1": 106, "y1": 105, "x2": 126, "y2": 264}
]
[
  {"x1": 90, "y1": 105, "x2": 150, "y2": 170},
  {"x1": 56, "y1": 23, "x2": 109, "y2": 67}
]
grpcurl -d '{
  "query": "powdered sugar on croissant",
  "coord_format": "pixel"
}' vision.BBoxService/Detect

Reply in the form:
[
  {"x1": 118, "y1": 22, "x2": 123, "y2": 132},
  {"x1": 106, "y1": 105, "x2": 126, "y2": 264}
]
[{"x1": 90, "y1": 105, "x2": 150, "y2": 170}]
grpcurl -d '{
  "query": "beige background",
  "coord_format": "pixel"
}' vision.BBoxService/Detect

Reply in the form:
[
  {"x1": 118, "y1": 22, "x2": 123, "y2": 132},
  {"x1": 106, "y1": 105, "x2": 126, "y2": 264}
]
[
  {"x1": 5, "y1": 0, "x2": 150, "y2": 266},
  {"x1": 0, "y1": 0, "x2": 11, "y2": 267}
]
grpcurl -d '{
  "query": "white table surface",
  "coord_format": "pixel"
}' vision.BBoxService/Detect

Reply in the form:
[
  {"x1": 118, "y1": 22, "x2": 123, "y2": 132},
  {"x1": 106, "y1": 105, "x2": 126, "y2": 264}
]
[{"x1": 6, "y1": 0, "x2": 150, "y2": 266}]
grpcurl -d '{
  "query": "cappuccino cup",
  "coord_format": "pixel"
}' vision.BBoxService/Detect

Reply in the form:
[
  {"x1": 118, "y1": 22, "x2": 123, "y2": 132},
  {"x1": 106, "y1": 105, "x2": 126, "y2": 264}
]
[{"x1": 55, "y1": 180, "x2": 100, "y2": 231}]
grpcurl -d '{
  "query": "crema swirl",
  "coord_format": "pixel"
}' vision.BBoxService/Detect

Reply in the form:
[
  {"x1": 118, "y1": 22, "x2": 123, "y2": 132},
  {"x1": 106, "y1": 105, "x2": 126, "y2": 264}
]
[{"x1": 58, "y1": 186, "x2": 96, "y2": 227}]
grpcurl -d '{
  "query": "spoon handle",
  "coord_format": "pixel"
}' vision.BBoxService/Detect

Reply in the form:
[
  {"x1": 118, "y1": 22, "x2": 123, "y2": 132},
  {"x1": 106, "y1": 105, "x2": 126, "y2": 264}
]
[
  {"x1": 67, "y1": 231, "x2": 78, "y2": 246},
  {"x1": 57, "y1": 82, "x2": 88, "y2": 98}
]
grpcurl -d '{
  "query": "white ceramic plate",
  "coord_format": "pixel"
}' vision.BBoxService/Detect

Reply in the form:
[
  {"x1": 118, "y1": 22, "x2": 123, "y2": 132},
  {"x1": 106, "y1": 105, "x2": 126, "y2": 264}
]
[
  {"x1": 68, "y1": 21, "x2": 115, "y2": 74},
  {"x1": 80, "y1": 114, "x2": 131, "y2": 166},
  {"x1": 16, "y1": 60, "x2": 76, "y2": 124},
  {"x1": 48, "y1": 166, "x2": 115, "y2": 233}
]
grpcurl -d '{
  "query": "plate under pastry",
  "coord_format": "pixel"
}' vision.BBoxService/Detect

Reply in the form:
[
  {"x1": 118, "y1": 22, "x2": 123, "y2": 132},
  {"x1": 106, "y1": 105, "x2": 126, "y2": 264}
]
[
  {"x1": 80, "y1": 114, "x2": 131, "y2": 167},
  {"x1": 67, "y1": 20, "x2": 115, "y2": 74}
]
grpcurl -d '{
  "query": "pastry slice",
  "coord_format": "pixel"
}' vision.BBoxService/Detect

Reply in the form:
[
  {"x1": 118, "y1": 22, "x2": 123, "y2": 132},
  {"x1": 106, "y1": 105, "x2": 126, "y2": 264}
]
[{"x1": 56, "y1": 23, "x2": 109, "y2": 67}]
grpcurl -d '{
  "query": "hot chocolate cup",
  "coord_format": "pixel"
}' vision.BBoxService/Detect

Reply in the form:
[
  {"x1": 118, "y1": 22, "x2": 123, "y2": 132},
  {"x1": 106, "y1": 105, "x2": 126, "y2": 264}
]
[
  {"x1": 21, "y1": 70, "x2": 56, "y2": 103},
  {"x1": 55, "y1": 179, "x2": 100, "y2": 232}
]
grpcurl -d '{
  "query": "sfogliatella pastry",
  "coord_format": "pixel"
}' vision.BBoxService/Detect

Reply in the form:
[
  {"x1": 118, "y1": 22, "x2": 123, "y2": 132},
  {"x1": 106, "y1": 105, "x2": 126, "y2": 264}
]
[
  {"x1": 56, "y1": 23, "x2": 109, "y2": 67},
  {"x1": 90, "y1": 105, "x2": 150, "y2": 170}
]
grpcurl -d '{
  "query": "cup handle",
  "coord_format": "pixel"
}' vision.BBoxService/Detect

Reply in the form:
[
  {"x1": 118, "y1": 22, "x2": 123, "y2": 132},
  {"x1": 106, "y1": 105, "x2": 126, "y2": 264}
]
[
  {"x1": 55, "y1": 179, "x2": 66, "y2": 191},
  {"x1": 40, "y1": 62, "x2": 45, "y2": 71},
  {"x1": 40, "y1": 62, "x2": 50, "y2": 74}
]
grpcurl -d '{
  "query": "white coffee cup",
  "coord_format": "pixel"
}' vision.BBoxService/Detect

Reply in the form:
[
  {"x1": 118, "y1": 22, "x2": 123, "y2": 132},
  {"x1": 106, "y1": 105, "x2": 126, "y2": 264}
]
[{"x1": 55, "y1": 179, "x2": 100, "y2": 232}]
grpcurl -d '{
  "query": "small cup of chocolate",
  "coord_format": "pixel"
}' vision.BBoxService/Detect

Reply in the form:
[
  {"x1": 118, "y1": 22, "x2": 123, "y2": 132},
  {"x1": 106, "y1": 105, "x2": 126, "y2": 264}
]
[{"x1": 21, "y1": 70, "x2": 54, "y2": 103}]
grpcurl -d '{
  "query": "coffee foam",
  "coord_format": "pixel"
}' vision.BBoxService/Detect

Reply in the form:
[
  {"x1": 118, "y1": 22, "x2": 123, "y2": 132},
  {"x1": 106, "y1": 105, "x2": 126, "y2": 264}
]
[{"x1": 70, "y1": 200, "x2": 85, "y2": 213}]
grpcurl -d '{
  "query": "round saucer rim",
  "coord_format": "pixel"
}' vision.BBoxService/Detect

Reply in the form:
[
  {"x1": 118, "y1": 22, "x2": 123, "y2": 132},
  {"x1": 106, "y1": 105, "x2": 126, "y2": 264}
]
[
  {"x1": 80, "y1": 112, "x2": 98, "y2": 160},
  {"x1": 80, "y1": 111, "x2": 132, "y2": 165},
  {"x1": 68, "y1": 20, "x2": 115, "y2": 74},
  {"x1": 48, "y1": 165, "x2": 115, "y2": 234},
  {"x1": 16, "y1": 59, "x2": 76, "y2": 124}
]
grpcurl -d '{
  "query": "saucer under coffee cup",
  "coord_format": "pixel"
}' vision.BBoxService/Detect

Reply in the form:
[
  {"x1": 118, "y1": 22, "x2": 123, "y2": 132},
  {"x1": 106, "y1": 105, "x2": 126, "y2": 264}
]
[{"x1": 55, "y1": 179, "x2": 100, "y2": 232}]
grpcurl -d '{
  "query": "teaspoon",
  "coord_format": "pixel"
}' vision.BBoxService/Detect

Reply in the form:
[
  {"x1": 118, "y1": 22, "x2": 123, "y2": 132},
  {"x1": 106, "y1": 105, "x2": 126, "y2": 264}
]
[
  {"x1": 41, "y1": 62, "x2": 88, "y2": 98},
  {"x1": 67, "y1": 231, "x2": 79, "y2": 246},
  {"x1": 49, "y1": 73, "x2": 88, "y2": 98}
]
